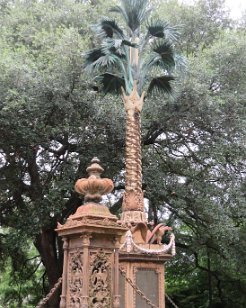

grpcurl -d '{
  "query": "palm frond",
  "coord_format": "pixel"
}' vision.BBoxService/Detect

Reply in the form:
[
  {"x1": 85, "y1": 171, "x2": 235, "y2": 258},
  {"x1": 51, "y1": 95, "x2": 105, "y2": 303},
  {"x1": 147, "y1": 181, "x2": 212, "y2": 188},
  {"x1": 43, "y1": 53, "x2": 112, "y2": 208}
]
[
  {"x1": 84, "y1": 0, "x2": 183, "y2": 97},
  {"x1": 173, "y1": 54, "x2": 187, "y2": 73},
  {"x1": 93, "y1": 54, "x2": 121, "y2": 69},
  {"x1": 101, "y1": 38, "x2": 137, "y2": 51},
  {"x1": 141, "y1": 53, "x2": 161, "y2": 71},
  {"x1": 84, "y1": 47, "x2": 124, "y2": 72},
  {"x1": 146, "y1": 19, "x2": 180, "y2": 42},
  {"x1": 109, "y1": 5, "x2": 128, "y2": 26},
  {"x1": 164, "y1": 25, "x2": 181, "y2": 43},
  {"x1": 148, "y1": 76, "x2": 175, "y2": 94},
  {"x1": 110, "y1": 0, "x2": 152, "y2": 33},
  {"x1": 96, "y1": 73, "x2": 125, "y2": 94},
  {"x1": 152, "y1": 40, "x2": 175, "y2": 69},
  {"x1": 84, "y1": 48, "x2": 105, "y2": 67},
  {"x1": 101, "y1": 39, "x2": 125, "y2": 57},
  {"x1": 100, "y1": 38, "x2": 137, "y2": 61},
  {"x1": 92, "y1": 19, "x2": 124, "y2": 39}
]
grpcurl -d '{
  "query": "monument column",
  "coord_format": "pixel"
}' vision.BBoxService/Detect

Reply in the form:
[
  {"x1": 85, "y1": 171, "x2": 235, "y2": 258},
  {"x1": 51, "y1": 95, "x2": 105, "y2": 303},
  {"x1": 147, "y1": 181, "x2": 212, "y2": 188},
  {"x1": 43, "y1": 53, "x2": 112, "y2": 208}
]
[
  {"x1": 56, "y1": 158, "x2": 127, "y2": 307},
  {"x1": 60, "y1": 237, "x2": 68, "y2": 308},
  {"x1": 121, "y1": 81, "x2": 147, "y2": 226},
  {"x1": 118, "y1": 82, "x2": 175, "y2": 308}
]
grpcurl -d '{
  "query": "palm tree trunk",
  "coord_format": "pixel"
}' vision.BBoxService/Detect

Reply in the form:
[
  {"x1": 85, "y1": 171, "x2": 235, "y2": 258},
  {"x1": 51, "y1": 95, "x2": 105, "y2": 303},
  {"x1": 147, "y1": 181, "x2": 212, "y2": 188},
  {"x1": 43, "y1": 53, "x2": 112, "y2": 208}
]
[
  {"x1": 125, "y1": 108, "x2": 142, "y2": 193},
  {"x1": 121, "y1": 82, "x2": 147, "y2": 224}
]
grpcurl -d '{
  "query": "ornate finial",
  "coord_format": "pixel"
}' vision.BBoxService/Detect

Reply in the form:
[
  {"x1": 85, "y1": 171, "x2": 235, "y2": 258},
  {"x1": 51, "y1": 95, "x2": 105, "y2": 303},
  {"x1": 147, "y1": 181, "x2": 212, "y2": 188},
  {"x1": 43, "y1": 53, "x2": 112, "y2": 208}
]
[
  {"x1": 75, "y1": 158, "x2": 114, "y2": 202},
  {"x1": 86, "y1": 157, "x2": 104, "y2": 178}
]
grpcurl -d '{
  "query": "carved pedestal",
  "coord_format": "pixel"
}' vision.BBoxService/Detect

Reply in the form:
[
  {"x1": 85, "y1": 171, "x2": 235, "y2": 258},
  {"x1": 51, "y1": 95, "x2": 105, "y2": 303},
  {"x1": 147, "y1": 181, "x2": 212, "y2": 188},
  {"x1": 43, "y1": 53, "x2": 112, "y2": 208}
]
[
  {"x1": 57, "y1": 204, "x2": 127, "y2": 308},
  {"x1": 118, "y1": 228, "x2": 175, "y2": 308},
  {"x1": 119, "y1": 253, "x2": 172, "y2": 308},
  {"x1": 56, "y1": 149, "x2": 175, "y2": 308},
  {"x1": 57, "y1": 158, "x2": 127, "y2": 307}
]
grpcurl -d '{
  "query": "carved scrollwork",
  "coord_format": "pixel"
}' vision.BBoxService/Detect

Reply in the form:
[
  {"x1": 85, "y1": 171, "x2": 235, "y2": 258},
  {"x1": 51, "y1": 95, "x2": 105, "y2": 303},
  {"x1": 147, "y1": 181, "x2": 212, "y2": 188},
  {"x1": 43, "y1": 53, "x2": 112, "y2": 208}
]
[
  {"x1": 89, "y1": 250, "x2": 111, "y2": 307},
  {"x1": 68, "y1": 249, "x2": 83, "y2": 307}
]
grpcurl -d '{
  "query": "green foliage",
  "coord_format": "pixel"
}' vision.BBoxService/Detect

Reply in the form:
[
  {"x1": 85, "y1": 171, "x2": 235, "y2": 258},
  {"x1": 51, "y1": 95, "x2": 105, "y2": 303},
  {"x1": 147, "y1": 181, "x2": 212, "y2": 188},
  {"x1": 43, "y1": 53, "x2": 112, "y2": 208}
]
[
  {"x1": 142, "y1": 10, "x2": 246, "y2": 304},
  {"x1": 155, "y1": 0, "x2": 231, "y2": 55},
  {"x1": 84, "y1": 0, "x2": 184, "y2": 95},
  {"x1": 0, "y1": 0, "x2": 246, "y2": 307},
  {"x1": 0, "y1": 229, "x2": 44, "y2": 307},
  {"x1": 0, "y1": 0, "x2": 125, "y2": 305}
]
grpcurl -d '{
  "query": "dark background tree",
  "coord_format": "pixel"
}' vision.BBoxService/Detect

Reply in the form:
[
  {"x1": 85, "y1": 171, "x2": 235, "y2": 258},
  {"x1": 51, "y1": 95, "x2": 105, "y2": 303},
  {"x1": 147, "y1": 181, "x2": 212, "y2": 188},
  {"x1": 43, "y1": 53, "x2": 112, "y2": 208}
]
[{"x1": 0, "y1": 0, "x2": 245, "y2": 307}]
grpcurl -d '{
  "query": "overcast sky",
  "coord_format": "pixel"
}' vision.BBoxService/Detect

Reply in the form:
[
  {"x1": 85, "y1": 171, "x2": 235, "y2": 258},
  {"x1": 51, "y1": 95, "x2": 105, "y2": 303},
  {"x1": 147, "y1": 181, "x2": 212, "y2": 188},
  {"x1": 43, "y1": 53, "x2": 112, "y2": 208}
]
[
  {"x1": 225, "y1": 0, "x2": 246, "y2": 19},
  {"x1": 180, "y1": 0, "x2": 246, "y2": 19}
]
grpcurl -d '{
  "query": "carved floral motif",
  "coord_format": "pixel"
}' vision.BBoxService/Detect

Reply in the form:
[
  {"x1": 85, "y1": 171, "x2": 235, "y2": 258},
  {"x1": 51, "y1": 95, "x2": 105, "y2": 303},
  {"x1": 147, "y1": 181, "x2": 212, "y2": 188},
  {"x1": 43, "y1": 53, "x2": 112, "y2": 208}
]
[
  {"x1": 68, "y1": 249, "x2": 83, "y2": 307},
  {"x1": 57, "y1": 216, "x2": 121, "y2": 230},
  {"x1": 120, "y1": 210, "x2": 147, "y2": 225},
  {"x1": 122, "y1": 190, "x2": 144, "y2": 212},
  {"x1": 89, "y1": 250, "x2": 111, "y2": 307}
]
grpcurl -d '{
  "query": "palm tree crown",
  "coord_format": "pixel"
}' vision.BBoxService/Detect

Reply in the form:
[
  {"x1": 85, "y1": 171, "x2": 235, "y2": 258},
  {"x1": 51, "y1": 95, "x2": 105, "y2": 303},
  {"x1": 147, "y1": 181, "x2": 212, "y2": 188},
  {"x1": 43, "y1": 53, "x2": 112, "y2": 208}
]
[{"x1": 84, "y1": 0, "x2": 184, "y2": 96}]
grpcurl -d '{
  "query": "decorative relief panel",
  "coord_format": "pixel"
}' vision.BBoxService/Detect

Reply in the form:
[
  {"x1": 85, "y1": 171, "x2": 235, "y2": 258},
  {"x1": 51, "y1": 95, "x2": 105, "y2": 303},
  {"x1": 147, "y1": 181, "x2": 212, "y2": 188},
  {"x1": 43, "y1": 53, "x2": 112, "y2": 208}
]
[
  {"x1": 89, "y1": 249, "x2": 112, "y2": 307},
  {"x1": 68, "y1": 249, "x2": 83, "y2": 307}
]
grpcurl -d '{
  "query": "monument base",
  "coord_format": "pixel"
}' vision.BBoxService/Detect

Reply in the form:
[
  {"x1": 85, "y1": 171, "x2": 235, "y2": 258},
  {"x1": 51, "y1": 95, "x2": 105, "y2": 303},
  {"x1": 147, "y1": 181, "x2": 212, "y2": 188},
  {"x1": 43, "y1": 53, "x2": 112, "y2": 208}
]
[{"x1": 119, "y1": 252, "x2": 172, "y2": 308}]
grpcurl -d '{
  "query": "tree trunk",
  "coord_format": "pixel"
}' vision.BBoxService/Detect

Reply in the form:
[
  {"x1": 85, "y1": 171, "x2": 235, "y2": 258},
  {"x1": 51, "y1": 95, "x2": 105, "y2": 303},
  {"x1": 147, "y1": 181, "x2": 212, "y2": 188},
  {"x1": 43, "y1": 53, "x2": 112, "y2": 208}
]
[{"x1": 35, "y1": 228, "x2": 63, "y2": 307}]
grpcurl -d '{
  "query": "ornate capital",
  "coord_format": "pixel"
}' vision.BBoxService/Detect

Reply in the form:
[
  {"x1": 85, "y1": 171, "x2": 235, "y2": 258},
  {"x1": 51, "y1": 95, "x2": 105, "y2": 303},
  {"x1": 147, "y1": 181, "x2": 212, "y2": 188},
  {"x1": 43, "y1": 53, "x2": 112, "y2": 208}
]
[
  {"x1": 80, "y1": 234, "x2": 91, "y2": 246},
  {"x1": 62, "y1": 238, "x2": 69, "y2": 250},
  {"x1": 122, "y1": 81, "x2": 145, "y2": 116}
]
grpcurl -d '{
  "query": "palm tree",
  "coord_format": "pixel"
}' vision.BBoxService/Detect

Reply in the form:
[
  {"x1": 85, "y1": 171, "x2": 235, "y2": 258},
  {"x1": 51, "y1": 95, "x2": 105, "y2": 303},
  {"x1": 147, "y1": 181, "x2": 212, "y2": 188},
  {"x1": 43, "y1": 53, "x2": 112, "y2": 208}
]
[
  {"x1": 84, "y1": 0, "x2": 184, "y2": 226},
  {"x1": 85, "y1": 0, "x2": 182, "y2": 95}
]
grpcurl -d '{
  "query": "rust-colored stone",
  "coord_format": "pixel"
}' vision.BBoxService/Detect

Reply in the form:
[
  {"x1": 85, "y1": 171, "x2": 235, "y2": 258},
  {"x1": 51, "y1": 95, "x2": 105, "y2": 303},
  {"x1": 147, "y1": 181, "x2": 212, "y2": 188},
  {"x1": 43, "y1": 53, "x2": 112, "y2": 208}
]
[
  {"x1": 56, "y1": 159, "x2": 127, "y2": 307},
  {"x1": 75, "y1": 157, "x2": 114, "y2": 202},
  {"x1": 122, "y1": 82, "x2": 145, "y2": 215},
  {"x1": 146, "y1": 223, "x2": 173, "y2": 245},
  {"x1": 122, "y1": 190, "x2": 144, "y2": 212}
]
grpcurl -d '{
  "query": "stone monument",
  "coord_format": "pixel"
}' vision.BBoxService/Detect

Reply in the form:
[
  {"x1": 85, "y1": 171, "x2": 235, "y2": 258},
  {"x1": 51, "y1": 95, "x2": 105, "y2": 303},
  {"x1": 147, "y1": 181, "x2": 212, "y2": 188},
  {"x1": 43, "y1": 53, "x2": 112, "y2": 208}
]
[
  {"x1": 56, "y1": 82, "x2": 175, "y2": 307},
  {"x1": 117, "y1": 82, "x2": 175, "y2": 308},
  {"x1": 56, "y1": 158, "x2": 127, "y2": 308}
]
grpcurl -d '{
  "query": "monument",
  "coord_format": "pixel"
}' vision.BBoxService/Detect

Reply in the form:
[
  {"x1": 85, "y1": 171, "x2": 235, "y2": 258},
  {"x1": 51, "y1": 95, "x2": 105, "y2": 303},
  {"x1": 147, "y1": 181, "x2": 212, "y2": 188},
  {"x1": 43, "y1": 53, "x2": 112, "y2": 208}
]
[
  {"x1": 55, "y1": 81, "x2": 175, "y2": 307},
  {"x1": 56, "y1": 158, "x2": 127, "y2": 307},
  {"x1": 117, "y1": 82, "x2": 175, "y2": 308},
  {"x1": 56, "y1": 0, "x2": 177, "y2": 305}
]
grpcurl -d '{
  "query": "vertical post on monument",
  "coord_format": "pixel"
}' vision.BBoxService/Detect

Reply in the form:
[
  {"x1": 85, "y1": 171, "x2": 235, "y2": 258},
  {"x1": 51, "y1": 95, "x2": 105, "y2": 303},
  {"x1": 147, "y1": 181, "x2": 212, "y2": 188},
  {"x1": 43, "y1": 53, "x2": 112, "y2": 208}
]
[
  {"x1": 118, "y1": 81, "x2": 176, "y2": 308},
  {"x1": 118, "y1": 35, "x2": 176, "y2": 306},
  {"x1": 120, "y1": 81, "x2": 147, "y2": 227},
  {"x1": 56, "y1": 158, "x2": 127, "y2": 308}
]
